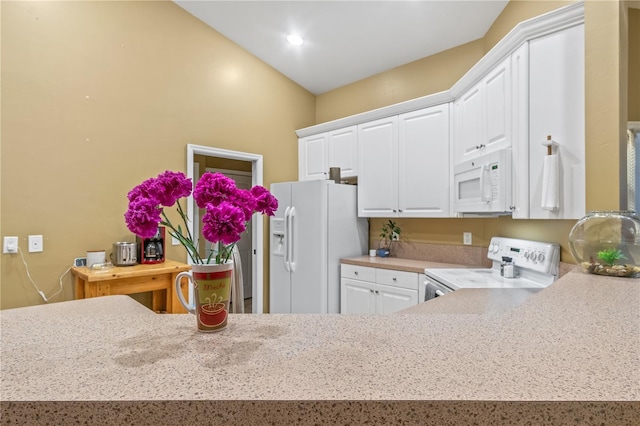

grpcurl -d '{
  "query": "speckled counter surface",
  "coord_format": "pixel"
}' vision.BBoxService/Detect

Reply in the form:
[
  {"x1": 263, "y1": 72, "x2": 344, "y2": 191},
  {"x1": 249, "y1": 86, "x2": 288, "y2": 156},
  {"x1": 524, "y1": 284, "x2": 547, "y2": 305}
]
[
  {"x1": 340, "y1": 255, "x2": 470, "y2": 273},
  {"x1": 2, "y1": 274, "x2": 640, "y2": 425}
]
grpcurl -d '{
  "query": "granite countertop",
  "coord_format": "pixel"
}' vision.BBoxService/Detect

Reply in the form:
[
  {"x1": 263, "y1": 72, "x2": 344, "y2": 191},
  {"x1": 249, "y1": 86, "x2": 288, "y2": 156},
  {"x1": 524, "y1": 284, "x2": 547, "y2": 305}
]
[
  {"x1": 2, "y1": 272, "x2": 639, "y2": 425},
  {"x1": 340, "y1": 255, "x2": 470, "y2": 273}
]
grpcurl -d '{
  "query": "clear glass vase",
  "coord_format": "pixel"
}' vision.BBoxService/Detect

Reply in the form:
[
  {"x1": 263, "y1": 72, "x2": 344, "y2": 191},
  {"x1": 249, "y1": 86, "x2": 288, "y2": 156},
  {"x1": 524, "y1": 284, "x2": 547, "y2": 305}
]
[{"x1": 568, "y1": 211, "x2": 640, "y2": 277}]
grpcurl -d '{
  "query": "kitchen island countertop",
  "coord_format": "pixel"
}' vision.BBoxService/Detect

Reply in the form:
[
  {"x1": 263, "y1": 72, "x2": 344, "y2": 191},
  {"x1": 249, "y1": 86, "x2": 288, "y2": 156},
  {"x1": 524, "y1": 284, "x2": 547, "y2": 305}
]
[{"x1": 1, "y1": 270, "x2": 639, "y2": 425}]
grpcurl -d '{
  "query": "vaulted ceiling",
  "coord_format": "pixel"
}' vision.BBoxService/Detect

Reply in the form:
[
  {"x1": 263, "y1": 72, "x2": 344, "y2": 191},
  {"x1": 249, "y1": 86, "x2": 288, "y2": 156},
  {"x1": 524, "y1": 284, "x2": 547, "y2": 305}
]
[{"x1": 174, "y1": 1, "x2": 509, "y2": 94}]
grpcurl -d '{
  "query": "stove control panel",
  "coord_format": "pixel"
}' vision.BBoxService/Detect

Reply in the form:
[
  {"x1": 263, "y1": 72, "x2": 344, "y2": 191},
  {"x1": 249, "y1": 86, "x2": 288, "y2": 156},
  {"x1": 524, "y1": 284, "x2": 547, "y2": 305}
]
[{"x1": 487, "y1": 237, "x2": 560, "y2": 275}]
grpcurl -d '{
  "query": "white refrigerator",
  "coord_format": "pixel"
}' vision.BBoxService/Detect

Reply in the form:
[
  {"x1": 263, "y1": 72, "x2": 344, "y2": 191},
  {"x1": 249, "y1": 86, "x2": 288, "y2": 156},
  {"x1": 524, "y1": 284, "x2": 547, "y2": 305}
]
[{"x1": 269, "y1": 180, "x2": 368, "y2": 313}]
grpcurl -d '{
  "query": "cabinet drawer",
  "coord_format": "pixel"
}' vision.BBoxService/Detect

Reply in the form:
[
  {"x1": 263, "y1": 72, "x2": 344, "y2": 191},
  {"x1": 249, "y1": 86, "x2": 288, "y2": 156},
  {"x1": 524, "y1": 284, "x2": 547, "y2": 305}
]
[
  {"x1": 375, "y1": 268, "x2": 418, "y2": 291},
  {"x1": 341, "y1": 264, "x2": 376, "y2": 282}
]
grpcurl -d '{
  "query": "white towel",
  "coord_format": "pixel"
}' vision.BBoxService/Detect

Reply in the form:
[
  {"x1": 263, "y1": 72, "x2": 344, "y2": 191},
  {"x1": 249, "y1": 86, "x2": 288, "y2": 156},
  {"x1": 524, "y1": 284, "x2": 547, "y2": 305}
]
[
  {"x1": 541, "y1": 154, "x2": 559, "y2": 211},
  {"x1": 230, "y1": 245, "x2": 245, "y2": 313}
]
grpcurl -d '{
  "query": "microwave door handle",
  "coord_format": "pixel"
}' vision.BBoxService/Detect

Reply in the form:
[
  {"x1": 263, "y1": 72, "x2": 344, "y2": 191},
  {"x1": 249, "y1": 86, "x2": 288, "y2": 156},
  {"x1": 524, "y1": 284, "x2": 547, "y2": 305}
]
[{"x1": 480, "y1": 164, "x2": 491, "y2": 202}]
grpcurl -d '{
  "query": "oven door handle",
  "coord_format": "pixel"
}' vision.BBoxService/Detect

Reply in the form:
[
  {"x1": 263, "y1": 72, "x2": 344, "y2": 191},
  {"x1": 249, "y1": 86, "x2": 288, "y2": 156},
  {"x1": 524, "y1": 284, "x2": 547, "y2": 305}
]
[{"x1": 435, "y1": 289, "x2": 446, "y2": 297}]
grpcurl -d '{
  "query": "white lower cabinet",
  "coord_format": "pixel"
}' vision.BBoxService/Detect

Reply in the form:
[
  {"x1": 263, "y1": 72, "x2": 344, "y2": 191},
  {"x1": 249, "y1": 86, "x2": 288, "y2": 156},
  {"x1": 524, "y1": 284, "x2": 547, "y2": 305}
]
[{"x1": 340, "y1": 264, "x2": 419, "y2": 314}]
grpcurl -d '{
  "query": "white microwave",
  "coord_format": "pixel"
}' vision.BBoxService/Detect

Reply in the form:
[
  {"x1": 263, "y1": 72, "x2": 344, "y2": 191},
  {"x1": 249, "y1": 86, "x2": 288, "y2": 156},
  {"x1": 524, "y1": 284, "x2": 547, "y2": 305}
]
[{"x1": 452, "y1": 148, "x2": 513, "y2": 215}]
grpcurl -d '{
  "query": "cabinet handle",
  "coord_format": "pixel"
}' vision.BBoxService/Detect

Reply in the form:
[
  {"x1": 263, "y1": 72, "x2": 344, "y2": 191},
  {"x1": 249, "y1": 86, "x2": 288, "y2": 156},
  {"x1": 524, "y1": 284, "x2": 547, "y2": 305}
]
[
  {"x1": 354, "y1": 271, "x2": 358, "y2": 276},
  {"x1": 392, "y1": 277, "x2": 397, "y2": 281},
  {"x1": 370, "y1": 289, "x2": 374, "y2": 293},
  {"x1": 375, "y1": 290, "x2": 379, "y2": 294}
]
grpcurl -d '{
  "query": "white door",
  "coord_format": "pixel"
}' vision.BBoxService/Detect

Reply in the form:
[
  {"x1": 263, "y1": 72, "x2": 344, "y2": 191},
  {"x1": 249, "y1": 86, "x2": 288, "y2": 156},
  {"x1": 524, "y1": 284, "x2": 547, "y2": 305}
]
[
  {"x1": 376, "y1": 284, "x2": 418, "y2": 314},
  {"x1": 269, "y1": 182, "x2": 292, "y2": 313},
  {"x1": 483, "y1": 56, "x2": 512, "y2": 153},
  {"x1": 357, "y1": 116, "x2": 398, "y2": 217},
  {"x1": 206, "y1": 169, "x2": 253, "y2": 300},
  {"x1": 341, "y1": 278, "x2": 376, "y2": 314},
  {"x1": 328, "y1": 126, "x2": 358, "y2": 178},
  {"x1": 398, "y1": 104, "x2": 450, "y2": 217},
  {"x1": 298, "y1": 133, "x2": 328, "y2": 181},
  {"x1": 453, "y1": 82, "x2": 483, "y2": 164},
  {"x1": 290, "y1": 181, "x2": 329, "y2": 313},
  {"x1": 528, "y1": 24, "x2": 585, "y2": 219}
]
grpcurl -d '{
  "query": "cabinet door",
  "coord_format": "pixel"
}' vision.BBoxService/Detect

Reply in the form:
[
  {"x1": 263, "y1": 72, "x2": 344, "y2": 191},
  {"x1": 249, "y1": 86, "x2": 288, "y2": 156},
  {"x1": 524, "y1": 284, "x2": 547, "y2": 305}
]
[
  {"x1": 528, "y1": 24, "x2": 585, "y2": 219},
  {"x1": 375, "y1": 283, "x2": 418, "y2": 314},
  {"x1": 357, "y1": 116, "x2": 398, "y2": 217},
  {"x1": 483, "y1": 56, "x2": 512, "y2": 153},
  {"x1": 511, "y1": 42, "x2": 530, "y2": 219},
  {"x1": 298, "y1": 133, "x2": 328, "y2": 181},
  {"x1": 453, "y1": 56, "x2": 512, "y2": 166},
  {"x1": 398, "y1": 104, "x2": 450, "y2": 217},
  {"x1": 341, "y1": 278, "x2": 376, "y2": 314},
  {"x1": 328, "y1": 126, "x2": 358, "y2": 178},
  {"x1": 453, "y1": 82, "x2": 483, "y2": 164}
]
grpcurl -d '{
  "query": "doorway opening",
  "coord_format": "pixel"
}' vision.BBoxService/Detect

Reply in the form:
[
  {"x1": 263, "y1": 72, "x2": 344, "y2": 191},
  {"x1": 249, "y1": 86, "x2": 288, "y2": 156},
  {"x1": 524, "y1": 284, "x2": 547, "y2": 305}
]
[{"x1": 186, "y1": 144, "x2": 264, "y2": 314}]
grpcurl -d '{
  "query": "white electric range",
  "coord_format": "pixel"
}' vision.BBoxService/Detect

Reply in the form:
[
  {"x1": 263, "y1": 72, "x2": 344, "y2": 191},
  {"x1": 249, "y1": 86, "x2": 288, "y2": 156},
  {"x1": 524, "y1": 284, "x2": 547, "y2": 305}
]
[{"x1": 424, "y1": 237, "x2": 560, "y2": 300}]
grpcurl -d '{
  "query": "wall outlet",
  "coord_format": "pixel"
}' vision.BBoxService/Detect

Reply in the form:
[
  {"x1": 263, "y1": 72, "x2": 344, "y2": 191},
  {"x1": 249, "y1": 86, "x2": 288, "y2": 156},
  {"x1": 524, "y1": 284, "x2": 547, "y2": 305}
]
[
  {"x1": 3, "y1": 236, "x2": 18, "y2": 254},
  {"x1": 392, "y1": 231, "x2": 400, "y2": 241},
  {"x1": 74, "y1": 257, "x2": 87, "y2": 267},
  {"x1": 28, "y1": 235, "x2": 43, "y2": 253},
  {"x1": 463, "y1": 232, "x2": 472, "y2": 245}
]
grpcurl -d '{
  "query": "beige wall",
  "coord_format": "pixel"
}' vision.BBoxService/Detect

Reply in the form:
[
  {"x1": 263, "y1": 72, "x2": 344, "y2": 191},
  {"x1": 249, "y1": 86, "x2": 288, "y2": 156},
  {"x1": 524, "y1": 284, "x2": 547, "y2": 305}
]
[
  {"x1": 0, "y1": 1, "x2": 315, "y2": 309},
  {"x1": 315, "y1": 39, "x2": 485, "y2": 123},
  {"x1": 317, "y1": 0, "x2": 632, "y2": 265}
]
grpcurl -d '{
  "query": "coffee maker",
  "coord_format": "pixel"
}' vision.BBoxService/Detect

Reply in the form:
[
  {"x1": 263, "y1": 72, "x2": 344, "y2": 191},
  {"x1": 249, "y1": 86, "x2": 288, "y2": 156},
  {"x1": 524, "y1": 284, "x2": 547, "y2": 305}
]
[{"x1": 137, "y1": 226, "x2": 165, "y2": 264}]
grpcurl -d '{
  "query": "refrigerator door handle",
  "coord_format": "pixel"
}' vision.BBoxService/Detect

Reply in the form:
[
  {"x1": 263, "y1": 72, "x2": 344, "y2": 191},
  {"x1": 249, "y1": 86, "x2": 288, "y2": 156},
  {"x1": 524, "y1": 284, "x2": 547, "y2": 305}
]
[
  {"x1": 289, "y1": 206, "x2": 297, "y2": 272},
  {"x1": 284, "y1": 206, "x2": 291, "y2": 272}
]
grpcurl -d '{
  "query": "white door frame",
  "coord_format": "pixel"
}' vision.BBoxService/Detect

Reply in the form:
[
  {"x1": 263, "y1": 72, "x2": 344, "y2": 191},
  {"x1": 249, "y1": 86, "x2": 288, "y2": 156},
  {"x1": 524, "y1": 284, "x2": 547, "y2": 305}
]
[{"x1": 186, "y1": 144, "x2": 264, "y2": 314}]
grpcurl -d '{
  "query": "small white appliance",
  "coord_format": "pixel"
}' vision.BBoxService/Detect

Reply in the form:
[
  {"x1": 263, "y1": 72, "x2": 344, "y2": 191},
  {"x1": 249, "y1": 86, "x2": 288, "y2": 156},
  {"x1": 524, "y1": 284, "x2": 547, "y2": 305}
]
[
  {"x1": 452, "y1": 148, "x2": 513, "y2": 216},
  {"x1": 424, "y1": 237, "x2": 560, "y2": 300},
  {"x1": 270, "y1": 180, "x2": 368, "y2": 313}
]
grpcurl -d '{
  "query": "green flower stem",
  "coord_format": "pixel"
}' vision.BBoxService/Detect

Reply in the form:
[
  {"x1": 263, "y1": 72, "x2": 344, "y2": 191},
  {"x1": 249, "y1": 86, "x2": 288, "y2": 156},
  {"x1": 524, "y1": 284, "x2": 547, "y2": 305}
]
[
  {"x1": 160, "y1": 209, "x2": 202, "y2": 264},
  {"x1": 175, "y1": 200, "x2": 195, "y2": 247}
]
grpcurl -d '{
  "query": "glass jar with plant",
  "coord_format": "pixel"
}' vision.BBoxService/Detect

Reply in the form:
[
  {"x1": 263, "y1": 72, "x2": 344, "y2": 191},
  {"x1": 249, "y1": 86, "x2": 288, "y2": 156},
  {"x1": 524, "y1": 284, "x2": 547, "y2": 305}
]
[
  {"x1": 569, "y1": 211, "x2": 640, "y2": 277},
  {"x1": 377, "y1": 219, "x2": 401, "y2": 258}
]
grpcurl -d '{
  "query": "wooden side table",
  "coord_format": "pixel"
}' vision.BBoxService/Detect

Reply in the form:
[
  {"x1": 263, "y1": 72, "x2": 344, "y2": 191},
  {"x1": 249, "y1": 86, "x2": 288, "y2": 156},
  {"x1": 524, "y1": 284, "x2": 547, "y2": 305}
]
[{"x1": 71, "y1": 260, "x2": 191, "y2": 314}]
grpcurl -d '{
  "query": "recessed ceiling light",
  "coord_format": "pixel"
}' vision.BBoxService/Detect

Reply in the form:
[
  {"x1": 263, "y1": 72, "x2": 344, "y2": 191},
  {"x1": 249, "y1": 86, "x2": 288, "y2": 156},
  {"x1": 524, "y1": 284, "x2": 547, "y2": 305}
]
[{"x1": 286, "y1": 34, "x2": 304, "y2": 46}]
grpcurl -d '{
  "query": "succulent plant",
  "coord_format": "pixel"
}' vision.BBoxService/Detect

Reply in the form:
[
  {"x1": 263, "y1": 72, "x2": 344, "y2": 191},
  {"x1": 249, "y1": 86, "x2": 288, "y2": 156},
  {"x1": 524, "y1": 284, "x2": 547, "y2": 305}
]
[{"x1": 597, "y1": 248, "x2": 626, "y2": 266}]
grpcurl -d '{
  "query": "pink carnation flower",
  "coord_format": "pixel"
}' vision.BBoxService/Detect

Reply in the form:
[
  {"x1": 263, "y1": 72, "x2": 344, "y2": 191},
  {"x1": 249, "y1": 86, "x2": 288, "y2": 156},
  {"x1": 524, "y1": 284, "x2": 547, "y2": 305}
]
[
  {"x1": 193, "y1": 172, "x2": 236, "y2": 209},
  {"x1": 202, "y1": 201, "x2": 246, "y2": 245},
  {"x1": 124, "y1": 197, "x2": 162, "y2": 238},
  {"x1": 251, "y1": 185, "x2": 278, "y2": 216},
  {"x1": 148, "y1": 171, "x2": 192, "y2": 207}
]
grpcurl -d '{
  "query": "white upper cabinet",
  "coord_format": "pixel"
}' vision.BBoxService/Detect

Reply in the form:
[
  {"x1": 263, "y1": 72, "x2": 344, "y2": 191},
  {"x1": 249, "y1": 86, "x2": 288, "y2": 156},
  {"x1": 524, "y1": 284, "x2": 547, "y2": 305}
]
[
  {"x1": 357, "y1": 104, "x2": 450, "y2": 218},
  {"x1": 528, "y1": 23, "x2": 585, "y2": 219},
  {"x1": 398, "y1": 105, "x2": 450, "y2": 217},
  {"x1": 453, "y1": 56, "x2": 512, "y2": 165},
  {"x1": 298, "y1": 126, "x2": 357, "y2": 181},
  {"x1": 510, "y1": 42, "x2": 531, "y2": 219},
  {"x1": 327, "y1": 126, "x2": 358, "y2": 178},
  {"x1": 357, "y1": 116, "x2": 398, "y2": 217},
  {"x1": 298, "y1": 133, "x2": 328, "y2": 181}
]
